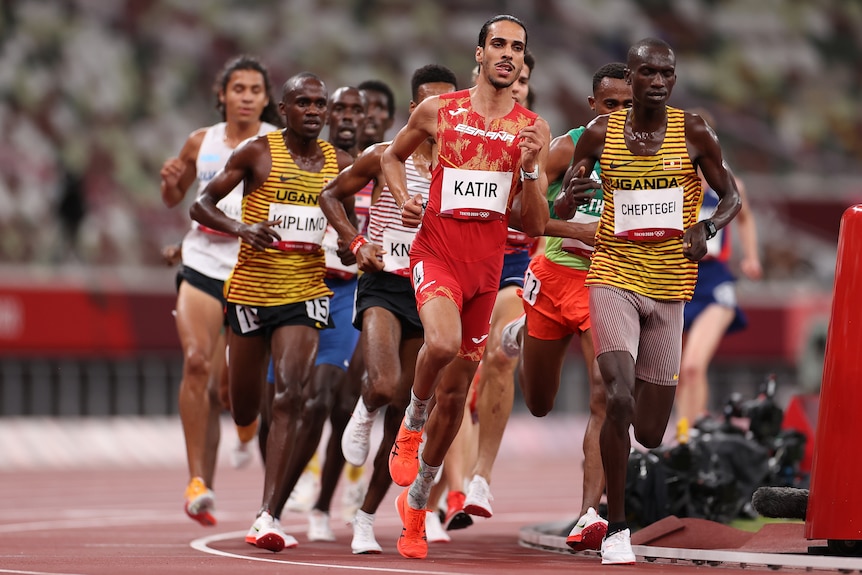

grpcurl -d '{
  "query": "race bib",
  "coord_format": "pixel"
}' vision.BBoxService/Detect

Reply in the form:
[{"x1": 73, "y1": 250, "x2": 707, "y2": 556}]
[
  {"x1": 322, "y1": 225, "x2": 357, "y2": 278},
  {"x1": 522, "y1": 267, "x2": 541, "y2": 306},
  {"x1": 382, "y1": 228, "x2": 416, "y2": 276},
  {"x1": 440, "y1": 167, "x2": 512, "y2": 220},
  {"x1": 269, "y1": 203, "x2": 326, "y2": 251},
  {"x1": 234, "y1": 305, "x2": 262, "y2": 334},
  {"x1": 614, "y1": 187, "x2": 684, "y2": 241}
]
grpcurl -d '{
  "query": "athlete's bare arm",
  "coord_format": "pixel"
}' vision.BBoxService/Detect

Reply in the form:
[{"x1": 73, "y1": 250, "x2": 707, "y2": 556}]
[
  {"x1": 682, "y1": 113, "x2": 741, "y2": 261},
  {"x1": 320, "y1": 143, "x2": 387, "y2": 272},
  {"x1": 516, "y1": 118, "x2": 551, "y2": 236},
  {"x1": 190, "y1": 136, "x2": 278, "y2": 251},
  {"x1": 160, "y1": 129, "x2": 206, "y2": 208},
  {"x1": 545, "y1": 133, "x2": 575, "y2": 186},
  {"x1": 539, "y1": 131, "x2": 597, "y2": 242},
  {"x1": 555, "y1": 117, "x2": 607, "y2": 220},
  {"x1": 381, "y1": 96, "x2": 438, "y2": 228},
  {"x1": 320, "y1": 144, "x2": 386, "y2": 245}
]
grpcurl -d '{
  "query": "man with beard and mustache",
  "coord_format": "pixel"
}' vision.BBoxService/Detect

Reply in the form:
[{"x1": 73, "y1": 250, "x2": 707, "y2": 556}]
[
  {"x1": 321, "y1": 64, "x2": 459, "y2": 555},
  {"x1": 190, "y1": 72, "x2": 354, "y2": 552},
  {"x1": 379, "y1": 14, "x2": 551, "y2": 559}
]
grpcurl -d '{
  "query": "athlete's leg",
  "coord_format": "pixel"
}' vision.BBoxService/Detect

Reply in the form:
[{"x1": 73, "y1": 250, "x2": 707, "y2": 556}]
[
  {"x1": 175, "y1": 282, "x2": 225, "y2": 486},
  {"x1": 260, "y1": 324, "x2": 319, "y2": 517},
  {"x1": 315, "y1": 345, "x2": 363, "y2": 515},
  {"x1": 519, "y1": 330, "x2": 574, "y2": 417},
  {"x1": 677, "y1": 304, "x2": 735, "y2": 422},
  {"x1": 470, "y1": 285, "x2": 521, "y2": 482},
  {"x1": 579, "y1": 330, "x2": 606, "y2": 514},
  {"x1": 362, "y1": 335, "x2": 421, "y2": 515},
  {"x1": 596, "y1": 349, "x2": 636, "y2": 525}
]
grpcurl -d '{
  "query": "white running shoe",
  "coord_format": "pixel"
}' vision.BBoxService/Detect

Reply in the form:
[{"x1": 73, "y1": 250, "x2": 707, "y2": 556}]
[
  {"x1": 340, "y1": 471, "x2": 367, "y2": 524},
  {"x1": 307, "y1": 509, "x2": 336, "y2": 542},
  {"x1": 351, "y1": 510, "x2": 382, "y2": 554},
  {"x1": 284, "y1": 468, "x2": 321, "y2": 513},
  {"x1": 500, "y1": 314, "x2": 526, "y2": 359},
  {"x1": 252, "y1": 511, "x2": 299, "y2": 552},
  {"x1": 342, "y1": 398, "x2": 377, "y2": 466},
  {"x1": 425, "y1": 510, "x2": 451, "y2": 543},
  {"x1": 463, "y1": 474, "x2": 494, "y2": 518},
  {"x1": 566, "y1": 506, "x2": 608, "y2": 551},
  {"x1": 245, "y1": 515, "x2": 263, "y2": 545},
  {"x1": 230, "y1": 438, "x2": 254, "y2": 469},
  {"x1": 601, "y1": 528, "x2": 636, "y2": 565}
]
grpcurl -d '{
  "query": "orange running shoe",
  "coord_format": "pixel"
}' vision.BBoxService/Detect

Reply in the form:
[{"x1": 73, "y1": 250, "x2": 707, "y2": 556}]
[
  {"x1": 395, "y1": 489, "x2": 427, "y2": 559},
  {"x1": 388, "y1": 420, "x2": 423, "y2": 487},
  {"x1": 184, "y1": 477, "x2": 216, "y2": 527}
]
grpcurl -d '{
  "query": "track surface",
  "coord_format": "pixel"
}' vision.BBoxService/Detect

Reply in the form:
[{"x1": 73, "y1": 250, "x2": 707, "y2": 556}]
[{"x1": 0, "y1": 415, "x2": 841, "y2": 574}]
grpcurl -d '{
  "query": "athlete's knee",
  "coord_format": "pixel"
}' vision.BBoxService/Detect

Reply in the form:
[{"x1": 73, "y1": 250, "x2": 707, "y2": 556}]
[
  {"x1": 422, "y1": 331, "x2": 461, "y2": 364},
  {"x1": 482, "y1": 345, "x2": 517, "y2": 373},
  {"x1": 364, "y1": 370, "x2": 400, "y2": 407},
  {"x1": 272, "y1": 385, "x2": 303, "y2": 416},
  {"x1": 679, "y1": 360, "x2": 706, "y2": 385},
  {"x1": 521, "y1": 378, "x2": 554, "y2": 417},
  {"x1": 182, "y1": 348, "x2": 211, "y2": 382},
  {"x1": 605, "y1": 391, "x2": 635, "y2": 426},
  {"x1": 302, "y1": 390, "x2": 333, "y2": 422},
  {"x1": 524, "y1": 393, "x2": 554, "y2": 418},
  {"x1": 634, "y1": 425, "x2": 664, "y2": 448}
]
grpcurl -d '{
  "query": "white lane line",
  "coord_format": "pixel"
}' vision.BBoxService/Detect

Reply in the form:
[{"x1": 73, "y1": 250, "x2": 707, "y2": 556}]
[
  {"x1": 192, "y1": 530, "x2": 479, "y2": 575},
  {"x1": 0, "y1": 569, "x2": 88, "y2": 575}
]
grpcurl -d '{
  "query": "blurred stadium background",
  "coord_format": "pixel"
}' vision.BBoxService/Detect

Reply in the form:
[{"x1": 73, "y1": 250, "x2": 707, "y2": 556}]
[{"x1": 0, "y1": 0, "x2": 859, "y2": 417}]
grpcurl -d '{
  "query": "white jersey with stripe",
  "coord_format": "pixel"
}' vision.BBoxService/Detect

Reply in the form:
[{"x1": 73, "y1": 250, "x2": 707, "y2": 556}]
[
  {"x1": 181, "y1": 121, "x2": 278, "y2": 281},
  {"x1": 367, "y1": 154, "x2": 430, "y2": 276}
]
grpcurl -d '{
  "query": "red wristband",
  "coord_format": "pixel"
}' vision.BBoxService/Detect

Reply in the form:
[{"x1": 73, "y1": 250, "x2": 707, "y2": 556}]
[{"x1": 349, "y1": 235, "x2": 368, "y2": 255}]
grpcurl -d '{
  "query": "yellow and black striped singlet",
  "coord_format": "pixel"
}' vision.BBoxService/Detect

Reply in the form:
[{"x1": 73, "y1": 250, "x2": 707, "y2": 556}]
[
  {"x1": 225, "y1": 131, "x2": 337, "y2": 306},
  {"x1": 586, "y1": 107, "x2": 702, "y2": 301}
]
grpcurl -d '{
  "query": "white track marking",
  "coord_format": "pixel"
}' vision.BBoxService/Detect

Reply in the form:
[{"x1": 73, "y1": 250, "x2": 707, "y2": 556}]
[{"x1": 192, "y1": 530, "x2": 480, "y2": 574}]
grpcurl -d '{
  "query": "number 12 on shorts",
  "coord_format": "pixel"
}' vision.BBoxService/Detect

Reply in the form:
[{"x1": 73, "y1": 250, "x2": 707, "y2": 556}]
[{"x1": 522, "y1": 267, "x2": 541, "y2": 306}]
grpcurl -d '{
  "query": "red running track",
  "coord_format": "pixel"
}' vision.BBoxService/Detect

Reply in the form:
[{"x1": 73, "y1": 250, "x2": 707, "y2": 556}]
[{"x1": 0, "y1": 415, "x2": 833, "y2": 574}]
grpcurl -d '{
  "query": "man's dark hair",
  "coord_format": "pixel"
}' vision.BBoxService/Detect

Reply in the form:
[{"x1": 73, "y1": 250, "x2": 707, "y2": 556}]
[
  {"x1": 215, "y1": 54, "x2": 281, "y2": 126},
  {"x1": 410, "y1": 64, "x2": 459, "y2": 101},
  {"x1": 477, "y1": 14, "x2": 527, "y2": 49},
  {"x1": 627, "y1": 37, "x2": 673, "y2": 66},
  {"x1": 524, "y1": 49, "x2": 536, "y2": 77},
  {"x1": 592, "y1": 62, "x2": 627, "y2": 92},
  {"x1": 357, "y1": 79, "x2": 396, "y2": 119}
]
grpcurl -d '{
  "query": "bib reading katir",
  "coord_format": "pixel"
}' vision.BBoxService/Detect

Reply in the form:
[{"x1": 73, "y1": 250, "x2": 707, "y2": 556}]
[{"x1": 440, "y1": 167, "x2": 513, "y2": 221}]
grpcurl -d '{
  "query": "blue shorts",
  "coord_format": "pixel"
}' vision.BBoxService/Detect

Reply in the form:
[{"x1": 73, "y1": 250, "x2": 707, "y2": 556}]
[
  {"x1": 499, "y1": 250, "x2": 531, "y2": 290},
  {"x1": 316, "y1": 276, "x2": 360, "y2": 370},
  {"x1": 683, "y1": 259, "x2": 747, "y2": 334},
  {"x1": 266, "y1": 276, "x2": 358, "y2": 383}
]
